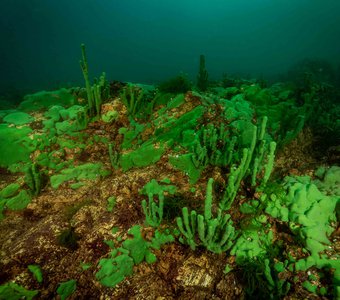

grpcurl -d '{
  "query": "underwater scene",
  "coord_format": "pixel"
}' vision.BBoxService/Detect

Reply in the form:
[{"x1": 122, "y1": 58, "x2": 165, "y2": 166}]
[{"x1": 0, "y1": 0, "x2": 339, "y2": 299}]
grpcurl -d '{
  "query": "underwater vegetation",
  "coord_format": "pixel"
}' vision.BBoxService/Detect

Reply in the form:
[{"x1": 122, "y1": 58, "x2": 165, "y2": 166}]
[
  {"x1": 0, "y1": 45, "x2": 339, "y2": 300},
  {"x1": 158, "y1": 73, "x2": 192, "y2": 94},
  {"x1": 197, "y1": 54, "x2": 209, "y2": 92}
]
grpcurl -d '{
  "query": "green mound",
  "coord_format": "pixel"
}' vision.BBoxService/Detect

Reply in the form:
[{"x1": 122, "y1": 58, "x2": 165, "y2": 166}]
[
  {"x1": 0, "y1": 124, "x2": 36, "y2": 168},
  {"x1": 3, "y1": 111, "x2": 34, "y2": 125},
  {"x1": 19, "y1": 88, "x2": 76, "y2": 112}
]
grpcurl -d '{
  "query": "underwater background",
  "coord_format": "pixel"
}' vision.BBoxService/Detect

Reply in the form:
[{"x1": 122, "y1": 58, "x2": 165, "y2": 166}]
[
  {"x1": 1, "y1": 0, "x2": 340, "y2": 96},
  {"x1": 0, "y1": 1, "x2": 340, "y2": 299}
]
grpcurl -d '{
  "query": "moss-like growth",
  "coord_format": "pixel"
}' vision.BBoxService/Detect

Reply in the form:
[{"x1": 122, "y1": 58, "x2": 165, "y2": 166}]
[
  {"x1": 265, "y1": 176, "x2": 337, "y2": 257},
  {"x1": 101, "y1": 110, "x2": 118, "y2": 123},
  {"x1": 96, "y1": 252, "x2": 134, "y2": 288},
  {"x1": 50, "y1": 163, "x2": 111, "y2": 189},
  {"x1": 19, "y1": 88, "x2": 76, "y2": 112},
  {"x1": 106, "y1": 196, "x2": 116, "y2": 212},
  {"x1": 0, "y1": 282, "x2": 38, "y2": 300},
  {"x1": 239, "y1": 257, "x2": 291, "y2": 299},
  {"x1": 28, "y1": 265, "x2": 43, "y2": 283},
  {"x1": 5, "y1": 190, "x2": 31, "y2": 211},
  {"x1": 120, "y1": 143, "x2": 165, "y2": 171},
  {"x1": 0, "y1": 183, "x2": 32, "y2": 219},
  {"x1": 3, "y1": 111, "x2": 34, "y2": 125},
  {"x1": 0, "y1": 124, "x2": 36, "y2": 168},
  {"x1": 57, "y1": 279, "x2": 77, "y2": 300},
  {"x1": 24, "y1": 163, "x2": 42, "y2": 197},
  {"x1": 0, "y1": 183, "x2": 20, "y2": 199},
  {"x1": 63, "y1": 199, "x2": 92, "y2": 221},
  {"x1": 57, "y1": 227, "x2": 80, "y2": 250}
]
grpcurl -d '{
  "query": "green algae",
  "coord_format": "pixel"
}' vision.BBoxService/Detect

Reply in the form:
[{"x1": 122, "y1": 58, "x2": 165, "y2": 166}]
[
  {"x1": 0, "y1": 183, "x2": 20, "y2": 199},
  {"x1": 314, "y1": 165, "x2": 340, "y2": 196},
  {"x1": 5, "y1": 190, "x2": 31, "y2": 210},
  {"x1": 28, "y1": 265, "x2": 43, "y2": 283},
  {"x1": 56, "y1": 279, "x2": 77, "y2": 300},
  {"x1": 231, "y1": 226, "x2": 274, "y2": 263},
  {"x1": 19, "y1": 88, "x2": 76, "y2": 112},
  {"x1": 106, "y1": 196, "x2": 116, "y2": 212},
  {"x1": 120, "y1": 143, "x2": 165, "y2": 171},
  {"x1": 265, "y1": 176, "x2": 338, "y2": 257},
  {"x1": 96, "y1": 253, "x2": 134, "y2": 288},
  {"x1": 0, "y1": 124, "x2": 35, "y2": 168},
  {"x1": 0, "y1": 282, "x2": 38, "y2": 300},
  {"x1": 101, "y1": 110, "x2": 118, "y2": 123},
  {"x1": 96, "y1": 225, "x2": 173, "y2": 288},
  {"x1": 0, "y1": 181, "x2": 31, "y2": 219},
  {"x1": 57, "y1": 227, "x2": 80, "y2": 250},
  {"x1": 43, "y1": 105, "x2": 88, "y2": 135},
  {"x1": 50, "y1": 163, "x2": 111, "y2": 189},
  {"x1": 263, "y1": 172, "x2": 339, "y2": 297},
  {"x1": 169, "y1": 153, "x2": 203, "y2": 184},
  {"x1": 140, "y1": 179, "x2": 177, "y2": 227},
  {"x1": 3, "y1": 111, "x2": 34, "y2": 125}
]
